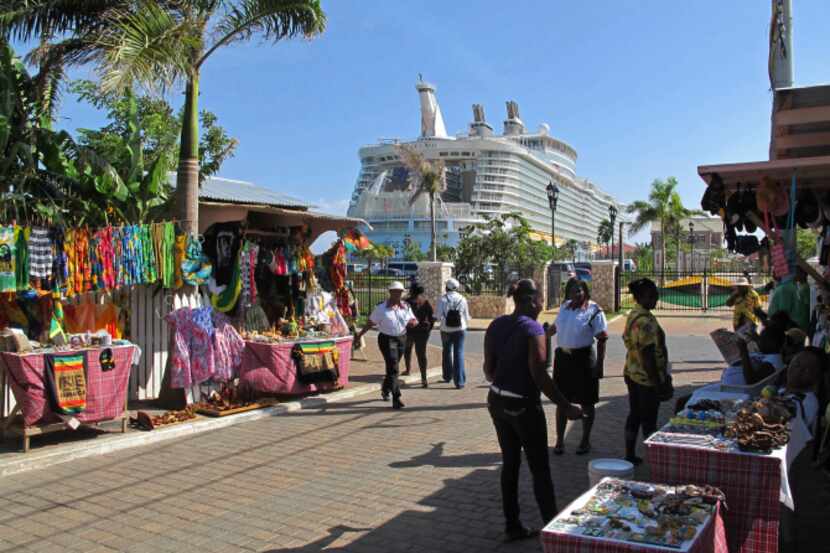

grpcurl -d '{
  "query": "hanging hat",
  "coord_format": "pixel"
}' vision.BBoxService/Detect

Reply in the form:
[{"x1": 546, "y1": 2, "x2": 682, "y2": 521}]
[
  {"x1": 725, "y1": 191, "x2": 743, "y2": 227},
  {"x1": 756, "y1": 176, "x2": 789, "y2": 217},
  {"x1": 795, "y1": 190, "x2": 820, "y2": 229},
  {"x1": 701, "y1": 177, "x2": 725, "y2": 215}
]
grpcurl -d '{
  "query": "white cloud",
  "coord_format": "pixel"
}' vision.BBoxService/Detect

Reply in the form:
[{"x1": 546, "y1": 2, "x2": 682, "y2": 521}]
[{"x1": 314, "y1": 197, "x2": 350, "y2": 216}]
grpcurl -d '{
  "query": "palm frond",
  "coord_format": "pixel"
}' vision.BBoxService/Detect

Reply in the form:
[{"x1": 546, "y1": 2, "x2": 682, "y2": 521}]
[
  {"x1": 0, "y1": 0, "x2": 123, "y2": 42},
  {"x1": 203, "y1": 0, "x2": 325, "y2": 66},
  {"x1": 95, "y1": 2, "x2": 193, "y2": 93}
]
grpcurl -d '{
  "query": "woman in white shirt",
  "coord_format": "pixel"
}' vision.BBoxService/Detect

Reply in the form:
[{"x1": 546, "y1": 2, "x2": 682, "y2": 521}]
[
  {"x1": 355, "y1": 281, "x2": 417, "y2": 409},
  {"x1": 438, "y1": 278, "x2": 471, "y2": 388},
  {"x1": 549, "y1": 279, "x2": 608, "y2": 455}
]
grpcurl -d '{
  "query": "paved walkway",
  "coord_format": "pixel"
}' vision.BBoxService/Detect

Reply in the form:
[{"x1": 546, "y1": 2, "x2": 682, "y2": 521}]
[{"x1": 1, "y1": 313, "x2": 826, "y2": 552}]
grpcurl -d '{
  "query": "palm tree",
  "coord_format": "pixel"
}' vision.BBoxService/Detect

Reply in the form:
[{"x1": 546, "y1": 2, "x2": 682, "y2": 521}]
[
  {"x1": 597, "y1": 218, "x2": 614, "y2": 259},
  {"x1": 396, "y1": 144, "x2": 447, "y2": 262},
  {"x1": 565, "y1": 239, "x2": 579, "y2": 264},
  {"x1": 1, "y1": 1, "x2": 327, "y2": 233},
  {"x1": 626, "y1": 177, "x2": 698, "y2": 276}
]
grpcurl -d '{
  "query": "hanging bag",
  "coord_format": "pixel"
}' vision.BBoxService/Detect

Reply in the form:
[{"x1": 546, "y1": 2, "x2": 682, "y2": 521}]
[{"x1": 765, "y1": 210, "x2": 790, "y2": 279}]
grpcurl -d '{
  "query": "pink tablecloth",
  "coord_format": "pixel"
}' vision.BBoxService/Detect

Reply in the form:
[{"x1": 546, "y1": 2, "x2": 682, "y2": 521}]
[
  {"x1": 646, "y1": 442, "x2": 780, "y2": 553},
  {"x1": 240, "y1": 337, "x2": 352, "y2": 395},
  {"x1": 542, "y1": 498, "x2": 729, "y2": 553},
  {"x1": 1, "y1": 345, "x2": 136, "y2": 427}
]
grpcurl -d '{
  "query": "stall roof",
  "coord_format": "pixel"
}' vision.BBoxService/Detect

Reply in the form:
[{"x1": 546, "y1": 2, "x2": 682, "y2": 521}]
[
  {"x1": 200, "y1": 201, "x2": 372, "y2": 240},
  {"x1": 199, "y1": 176, "x2": 310, "y2": 209},
  {"x1": 697, "y1": 155, "x2": 830, "y2": 188}
]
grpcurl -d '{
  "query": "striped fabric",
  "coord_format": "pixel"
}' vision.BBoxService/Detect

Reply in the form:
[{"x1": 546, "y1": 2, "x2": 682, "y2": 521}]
[
  {"x1": 28, "y1": 226, "x2": 53, "y2": 279},
  {"x1": 46, "y1": 353, "x2": 87, "y2": 414}
]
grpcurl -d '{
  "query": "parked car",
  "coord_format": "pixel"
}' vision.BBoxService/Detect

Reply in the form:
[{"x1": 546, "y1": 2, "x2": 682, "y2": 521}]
[
  {"x1": 386, "y1": 262, "x2": 419, "y2": 277},
  {"x1": 575, "y1": 268, "x2": 592, "y2": 282},
  {"x1": 623, "y1": 259, "x2": 637, "y2": 272},
  {"x1": 372, "y1": 267, "x2": 404, "y2": 277},
  {"x1": 347, "y1": 263, "x2": 367, "y2": 274}
]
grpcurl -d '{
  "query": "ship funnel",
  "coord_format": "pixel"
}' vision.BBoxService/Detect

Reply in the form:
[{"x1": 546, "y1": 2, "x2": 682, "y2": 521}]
[
  {"x1": 503, "y1": 100, "x2": 525, "y2": 135},
  {"x1": 469, "y1": 104, "x2": 493, "y2": 137},
  {"x1": 416, "y1": 77, "x2": 448, "y2": 138}
]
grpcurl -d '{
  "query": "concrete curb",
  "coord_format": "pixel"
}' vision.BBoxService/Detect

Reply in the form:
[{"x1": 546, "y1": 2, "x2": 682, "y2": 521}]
[{"x1": 0, "y1": 367, "x2": 445, "y2": 478}]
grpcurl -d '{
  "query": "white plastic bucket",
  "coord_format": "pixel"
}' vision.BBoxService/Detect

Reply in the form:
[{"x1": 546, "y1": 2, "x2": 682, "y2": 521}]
[{"x1": 588, "y1": 458, "x2": 634, "y2": 488}]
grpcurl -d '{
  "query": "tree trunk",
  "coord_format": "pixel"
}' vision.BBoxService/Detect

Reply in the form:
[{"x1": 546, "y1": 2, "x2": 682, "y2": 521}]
[
  {"x1": 429, "y1": 191, "x2": 437, "y2": 262},
  {"x1": 176, "y1": 73, "x2": 200, "y2": 234}
]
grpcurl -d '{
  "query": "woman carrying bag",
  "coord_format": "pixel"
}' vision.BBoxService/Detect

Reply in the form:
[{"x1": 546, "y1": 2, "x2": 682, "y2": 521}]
[
  {"x1": 622, "y1": 278, "x2": 673, "y2": 465},
  {"x1": 550, "y1": 279, "x2": 608, "y2": 456}
]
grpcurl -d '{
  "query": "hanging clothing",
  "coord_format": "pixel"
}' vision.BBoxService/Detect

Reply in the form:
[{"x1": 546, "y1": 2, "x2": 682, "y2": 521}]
[
  {"x1": 28, "y1": 226, "x2": 54, "y2": 281},
  {"x1": 203, "y1": 222, "x2": 242, "y2": 286},
  {"x1": 0, "y1": 225, "x2": 18, "y2": 292},
  {"x1": 15, "y1": 226, "x2": 29, "y2": 291},
  {"x1": 211, "y1": 311, "x2": 245, "y2": 381},
  {"x1": 165, "y1": 307, "x2": 217, "y2": 389}
]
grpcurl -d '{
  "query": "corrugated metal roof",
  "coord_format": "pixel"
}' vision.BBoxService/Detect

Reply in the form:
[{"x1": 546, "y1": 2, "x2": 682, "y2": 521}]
[
  {"x1": 200, "y1": 176, "x2": 310, "y2": 209},
  {"x1": 169, "y1": 173, "x2": 311, "y2": 209}
]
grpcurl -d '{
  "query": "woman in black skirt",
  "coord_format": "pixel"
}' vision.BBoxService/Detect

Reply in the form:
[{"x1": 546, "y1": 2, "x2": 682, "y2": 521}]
[{"x1": 550, "y1": 280, "x2": 608, "y2": 455}]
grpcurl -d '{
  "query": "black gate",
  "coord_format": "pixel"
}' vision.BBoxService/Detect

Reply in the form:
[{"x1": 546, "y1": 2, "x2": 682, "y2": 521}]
[{"x1": 619, "y1": 270, "x2": 773, "y2": 312}]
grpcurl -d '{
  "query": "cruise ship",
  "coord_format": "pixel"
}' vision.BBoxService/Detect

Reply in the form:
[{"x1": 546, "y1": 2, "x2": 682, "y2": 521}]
[{"x1": 347, "y1": 78, "x2": 624, "y2": 258}]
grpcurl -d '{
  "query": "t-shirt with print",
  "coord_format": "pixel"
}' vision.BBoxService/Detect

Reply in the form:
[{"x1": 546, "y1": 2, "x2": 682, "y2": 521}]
[
  {"x1": 623, "y1": 306, "x2": 667, "y2": 387},
  {"x1": 487, "y1": 315, "x2": 545, "y2": 399},
  {"x1": 0, "y1": 226, "x2": 17, "y2": 292}
]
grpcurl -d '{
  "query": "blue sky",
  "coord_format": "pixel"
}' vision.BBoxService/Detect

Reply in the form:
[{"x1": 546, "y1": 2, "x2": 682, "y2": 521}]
[{"x1": 54, "y1": 1, "x2": 829, "y2": 247}]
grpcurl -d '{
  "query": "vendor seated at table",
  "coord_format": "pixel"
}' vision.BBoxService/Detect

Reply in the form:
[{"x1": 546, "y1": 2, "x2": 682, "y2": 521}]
[
  {"x1": 780, "y1": 348, "x2": 824, "y2": 436},
  {"x1": 680, "y1": 323, "x2": 786, "y2": 412}
]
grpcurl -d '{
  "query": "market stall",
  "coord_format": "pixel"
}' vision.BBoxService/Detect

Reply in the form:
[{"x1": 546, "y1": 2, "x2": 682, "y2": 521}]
[
  {"x1": 541, "y1": 478, "x2": 729, "y2": 553},
  {"x1": 645, "y1": 391, "x2": 812, "y2": 553},
  {"x1": 0, "y1": 342, "x2": 137, "y2": 452}
]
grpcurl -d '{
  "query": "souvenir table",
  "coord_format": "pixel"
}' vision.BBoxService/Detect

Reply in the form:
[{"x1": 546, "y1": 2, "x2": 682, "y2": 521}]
[
  {"x1": 239, "y1": 336, "x2": 352, "y2": 395},
  {"x1": 0, "y1": 343, "x2": 137, "y2": 452},
  {"x1": 645, "y1": 392, "x2": 812, "y2": 553},
  {"x1": 541, "y1": 478, "x2": 729, "y2": 553}
]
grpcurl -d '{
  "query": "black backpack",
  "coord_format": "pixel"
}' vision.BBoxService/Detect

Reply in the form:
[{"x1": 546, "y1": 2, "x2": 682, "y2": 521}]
[{"x1": 444, "y1": 295, "x2": 463, "y2": 327}]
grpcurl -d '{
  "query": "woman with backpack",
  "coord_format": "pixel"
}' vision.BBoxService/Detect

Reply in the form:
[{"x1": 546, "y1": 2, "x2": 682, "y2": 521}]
[
  {"x1": 438, "y1": 278, "x2": 470, "y2": 388},
  {"x1": 549, "y1": 279, "x2": 608, "y2": 456},
  {"x1": 622, "y1": 278, "x2": 673, "y2": 465}
]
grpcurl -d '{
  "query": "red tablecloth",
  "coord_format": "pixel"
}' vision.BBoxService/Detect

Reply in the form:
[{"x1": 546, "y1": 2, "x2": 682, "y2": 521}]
[
  {"x1": 542, "y1": 495, "x2": 729, "y2": 553},
  {"x1": 240, "y1": 337, "x2": 352, "y2": 395},
  {"x1": 646, "y1": 442, "x2": 780, "y2": 553},
  {"x1": 1, "y1": 345, "x2": 136, "y2": 427}
]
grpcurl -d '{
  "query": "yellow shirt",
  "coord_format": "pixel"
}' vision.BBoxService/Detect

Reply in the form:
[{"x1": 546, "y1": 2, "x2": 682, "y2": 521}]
[
  {"x1": 733, "y1": 288, "x2": 760, "y2": 329},
  {"x1": 623, "y1": 306, "x2": 668, "y2": 387}
]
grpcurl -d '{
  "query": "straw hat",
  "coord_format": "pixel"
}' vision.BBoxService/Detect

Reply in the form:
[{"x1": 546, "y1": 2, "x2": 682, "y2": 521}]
[
  {"x1": 733, "y1": 277, "x2": 751, "y2": 287},
  {"x1": 388, "y1": 281, "x2": 405, "y2": 291}
]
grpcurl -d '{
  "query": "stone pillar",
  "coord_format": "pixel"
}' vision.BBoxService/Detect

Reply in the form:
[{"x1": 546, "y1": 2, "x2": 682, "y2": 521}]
[
  {"x1": 533, "y1": 262, "x2": 551, "y2": 310},
  {"x1": 592, "y1": 260, "x2": 616, "y2": 312},
  {"x1": 416, "y1": 262, "x2": 454, "y2": 308}
]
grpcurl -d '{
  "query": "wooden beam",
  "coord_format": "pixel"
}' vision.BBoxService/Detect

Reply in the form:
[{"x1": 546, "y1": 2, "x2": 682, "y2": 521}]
[
  {"x1": 775, "y1": 132, "x2": 830, "y2": 150},
  {"x1": 775, "y1": 105, "x2": 830, "y2": 126}
]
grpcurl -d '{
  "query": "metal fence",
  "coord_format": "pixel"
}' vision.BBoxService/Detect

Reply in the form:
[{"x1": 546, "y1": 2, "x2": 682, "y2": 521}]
[
  {"x1": 619, "y1": 270, "x2": 773, "y2": 312},
  {"x1": 349, "y1": 274, "x2": 399, "y2": 317}
]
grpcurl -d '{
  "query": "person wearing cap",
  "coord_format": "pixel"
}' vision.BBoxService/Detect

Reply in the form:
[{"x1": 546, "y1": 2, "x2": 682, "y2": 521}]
[
  {"x1": 403, "y1": 283, "x2": 435, "y2": 387},
  {"x1": 355, "y1": 281, "x2": 417, "y2": 409},
  {"x1": 438, "y1": 278, "x2": 471, "y2": 388},
  {"x1": 726, "y1": 277, "x2": 761, "y2": 332}
]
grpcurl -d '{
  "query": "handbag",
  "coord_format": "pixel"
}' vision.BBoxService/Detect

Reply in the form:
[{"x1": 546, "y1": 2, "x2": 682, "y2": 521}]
[{"x1": 587, "y1": 306, "x2": 603, "y2": 379}]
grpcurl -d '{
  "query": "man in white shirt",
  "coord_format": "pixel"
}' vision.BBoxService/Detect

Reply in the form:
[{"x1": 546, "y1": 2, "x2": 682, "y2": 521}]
[
  {"x1": 355, "y1": 281, "x2": 417, "y2": 409},
  {"x1": 437, "y1": 278, "x2": 471, "y2": 388}
]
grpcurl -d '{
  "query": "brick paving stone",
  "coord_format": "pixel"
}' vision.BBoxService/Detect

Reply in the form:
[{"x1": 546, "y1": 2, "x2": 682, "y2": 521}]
[{"x1": 4, "y1": 315, "x2": 826, "y2": 552}]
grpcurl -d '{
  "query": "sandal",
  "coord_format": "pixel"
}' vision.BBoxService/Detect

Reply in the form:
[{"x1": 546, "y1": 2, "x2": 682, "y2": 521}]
[
  {"x1": 553, "y1": 444, "x2": 564, "y2": 456},
  {"x1": 576, "y1": 444, "x2": 591, "y2": 455}
]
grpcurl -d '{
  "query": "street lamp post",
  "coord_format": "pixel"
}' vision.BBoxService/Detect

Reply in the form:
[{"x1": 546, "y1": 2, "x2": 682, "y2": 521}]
[
  {"x1": 608, "y1": 204, "x2": 618, "y2": 261},
  {"x1": 546, "y1": 182, "x2": 560, "y2": 306},
  {"x1": 688, "y1": 221, "x2": 695, "y2": 272},
  {"x1": 546, "y1": 182, "x2": 560, "y2": 252}
]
